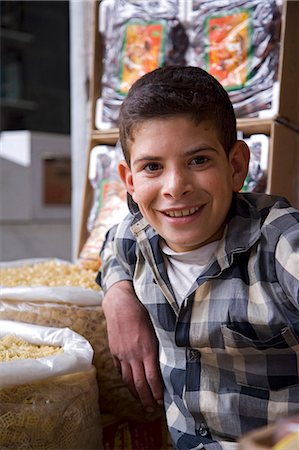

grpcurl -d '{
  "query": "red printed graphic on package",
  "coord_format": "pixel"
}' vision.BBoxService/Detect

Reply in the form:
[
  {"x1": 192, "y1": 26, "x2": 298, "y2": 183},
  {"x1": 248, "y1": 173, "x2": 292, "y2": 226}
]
[
  {"x1": 119, "y1": 21, "x2": 166, "y2": 95},
  {"x1": 205, "y1": 9, "x2": 252, "y2": 90}
]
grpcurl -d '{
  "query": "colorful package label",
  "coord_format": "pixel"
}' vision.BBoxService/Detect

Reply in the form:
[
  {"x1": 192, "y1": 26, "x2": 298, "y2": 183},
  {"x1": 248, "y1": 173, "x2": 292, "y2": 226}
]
[
  {"x1": 204, "y1": 8, "x2": 253, "y2": 90},
  {"x1": 119, "y1": 20, "x2": 166, "y2": 95}
]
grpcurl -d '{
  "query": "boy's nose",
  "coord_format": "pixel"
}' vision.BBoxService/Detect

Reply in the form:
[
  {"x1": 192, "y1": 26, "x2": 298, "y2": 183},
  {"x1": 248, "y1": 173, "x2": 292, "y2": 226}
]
[{"x1": 162, "y1": 170, "x2": 192, "y2": 200}]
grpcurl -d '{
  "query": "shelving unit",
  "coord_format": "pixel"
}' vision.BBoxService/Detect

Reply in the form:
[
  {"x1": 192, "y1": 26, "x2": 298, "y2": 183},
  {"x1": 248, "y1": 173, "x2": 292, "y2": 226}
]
[
  {"x1": 0, "y1": 1, "x2": 70, "y2": 134},
  {"x1": 1, "y1": 27, "x2": 34, "y2": 45},
  {"x1": 78, "y1": 0, "x2": 299, "y2": 255},
  {"x1": 0, "y1": 24, "x2": 37, "y2": 126}
]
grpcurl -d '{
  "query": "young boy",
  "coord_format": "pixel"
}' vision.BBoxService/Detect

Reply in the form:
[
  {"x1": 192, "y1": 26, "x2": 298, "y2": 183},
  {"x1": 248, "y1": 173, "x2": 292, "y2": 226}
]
[{"x1": 97, "y1": 66, "x2": 299, "y2": 449}]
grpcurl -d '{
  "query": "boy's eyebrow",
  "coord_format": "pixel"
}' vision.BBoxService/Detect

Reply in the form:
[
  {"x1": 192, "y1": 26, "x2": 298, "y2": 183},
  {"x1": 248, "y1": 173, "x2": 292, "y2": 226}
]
[
  {"x1": 184, "y1": 146, "x2": 217, "y2": 156},
  {"x1": 132, "y1": 146, "x2": 217, "y2": 166}
]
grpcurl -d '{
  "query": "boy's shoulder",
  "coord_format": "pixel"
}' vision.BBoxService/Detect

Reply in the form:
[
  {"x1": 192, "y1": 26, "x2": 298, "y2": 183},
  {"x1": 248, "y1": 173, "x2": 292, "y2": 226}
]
[
  {"x1": 224, "y1": 193, "x2": 298, "y2": 253},
  {"x1": 234, "y1": 192, "x2": 298, "y2": 234},
  {"x1": 236, "y1": 192, "x2": 296, "y2": 215}
]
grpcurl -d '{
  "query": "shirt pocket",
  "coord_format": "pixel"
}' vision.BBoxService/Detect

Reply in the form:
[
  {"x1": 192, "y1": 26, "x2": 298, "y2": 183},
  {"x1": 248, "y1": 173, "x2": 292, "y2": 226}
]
[{"x1": 221, "y1": 325, "x2": 299, "y2": 391}]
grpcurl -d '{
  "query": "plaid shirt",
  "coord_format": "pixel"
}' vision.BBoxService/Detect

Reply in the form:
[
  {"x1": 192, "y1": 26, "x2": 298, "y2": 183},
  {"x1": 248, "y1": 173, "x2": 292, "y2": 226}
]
[{"x1": 98, "y1": 193, "x2": 299, "y2": 450}]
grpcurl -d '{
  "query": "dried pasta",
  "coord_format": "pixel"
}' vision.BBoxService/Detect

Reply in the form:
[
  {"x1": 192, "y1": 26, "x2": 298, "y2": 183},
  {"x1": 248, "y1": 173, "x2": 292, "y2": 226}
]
[
  {"x1": 0, "y1": 335, "x2": 63, "y2": 361},
  {"x1": 0, "y1": 260, "x2": 101, "y2": 290},
  {"x1": 0, "y1": 259, "x2": 160, "y2": 422},
  {"x1": 0, "y1": 301, "x2": 160, "y2": 422}
]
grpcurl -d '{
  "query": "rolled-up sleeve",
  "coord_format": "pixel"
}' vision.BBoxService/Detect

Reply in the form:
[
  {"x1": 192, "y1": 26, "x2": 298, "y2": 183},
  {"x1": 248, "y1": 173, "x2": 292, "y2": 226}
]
[{"x1": 96, "y1": 218, "x2": 136, "y2": 292}]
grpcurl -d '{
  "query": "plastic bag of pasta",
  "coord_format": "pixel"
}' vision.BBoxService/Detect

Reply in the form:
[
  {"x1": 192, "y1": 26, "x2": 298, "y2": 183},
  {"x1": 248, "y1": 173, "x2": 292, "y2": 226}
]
[
  {"x1": 97, "y1": 0, "x2": 189, "y2": 128},
  {"x1": 78, "y1": 144, "x2": 129, "y2": 272},
  {"x1": 0, "y1": 259, "x2": 160, "y2": 423},
  {"x1": 0, "y1": 320, "x2": 102, "y2": 449},
  {"x1": 186, "y1": 0, "x2": 281, "y2": 118},
  {"x1": 0, "y1": 258, "x2": 102, "y2": 302}
]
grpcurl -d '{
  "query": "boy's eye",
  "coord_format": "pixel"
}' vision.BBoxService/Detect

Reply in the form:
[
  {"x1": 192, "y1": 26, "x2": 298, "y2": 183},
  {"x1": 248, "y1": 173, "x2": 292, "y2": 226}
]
[
  {"x1": 144, "y1": 162, "x2": 162, "y2": 172},
  {"x1": 190, "y1": 155, "x2": 209, "y2": 165}
]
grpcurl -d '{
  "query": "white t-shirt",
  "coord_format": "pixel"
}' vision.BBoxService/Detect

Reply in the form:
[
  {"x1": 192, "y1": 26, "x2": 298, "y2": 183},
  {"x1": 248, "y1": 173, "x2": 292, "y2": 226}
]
[{"x1": 160, "y1": 239, "x2": 220, "y2": 307}]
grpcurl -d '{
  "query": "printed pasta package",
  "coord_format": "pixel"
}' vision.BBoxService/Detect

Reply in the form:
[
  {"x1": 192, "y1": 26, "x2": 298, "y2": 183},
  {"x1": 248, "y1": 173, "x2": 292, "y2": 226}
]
[
  {"x1": 78, "y1": 145, "x2": 129, "y2": 272},
  {"x1": 241, "y1": 133, "x2": 269, "y2": 193},
  {"x1": 97, "y1": 0, "x2": 189, "y2": 129},
  {"x1": 0, "y1": 320, "x2": 102, "y2": 450},
  {"x1": 0, "y1": 259, "x2": 161, "y2": 423},
  {"x1": 186, "y1": 0, "x2": 282, "y2": 118}
]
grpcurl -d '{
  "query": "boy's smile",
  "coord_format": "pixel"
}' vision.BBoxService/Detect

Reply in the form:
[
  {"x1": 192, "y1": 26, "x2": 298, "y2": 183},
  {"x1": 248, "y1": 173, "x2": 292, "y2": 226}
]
[{"x1": 119, "y1": 116, "x2": 249, "y2": 252}]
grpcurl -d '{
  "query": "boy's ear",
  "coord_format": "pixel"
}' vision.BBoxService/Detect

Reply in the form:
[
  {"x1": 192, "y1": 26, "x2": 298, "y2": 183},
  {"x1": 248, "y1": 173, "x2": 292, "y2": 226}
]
[
  {"x1": 118, "y1": 160, "x2": 135, "y2": 196},
  {"x1": 229, "y1": 140, "x2": 250, "y2": 192}
]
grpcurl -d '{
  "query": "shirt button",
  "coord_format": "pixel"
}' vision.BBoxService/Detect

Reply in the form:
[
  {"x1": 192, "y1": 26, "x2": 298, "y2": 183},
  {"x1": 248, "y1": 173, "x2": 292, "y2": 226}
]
[
  {"x1": 189, "y1": 349, "x2": 200, "y2": 361},
  {"x1": 199, "y1": 423, "x2": 208, "y2": 437}
]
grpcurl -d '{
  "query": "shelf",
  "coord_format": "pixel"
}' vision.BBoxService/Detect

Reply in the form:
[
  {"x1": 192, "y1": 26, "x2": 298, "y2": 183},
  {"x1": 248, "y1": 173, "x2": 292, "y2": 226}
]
[
  {"x1": 90, "y1": 128, "x2": 119, "y2": 144},
  {"x1": 1, "y1": 28, "x2": 34, "y2": 46},
  {"x1": 0, "y1": 97, "x2": 38, "y2": 111},
  {"x1": 89, "y1": 118, "x2": 273, "y2": 145},
  {"x1": 236, "y1": 118, "x2": 272, "y2": 136}
]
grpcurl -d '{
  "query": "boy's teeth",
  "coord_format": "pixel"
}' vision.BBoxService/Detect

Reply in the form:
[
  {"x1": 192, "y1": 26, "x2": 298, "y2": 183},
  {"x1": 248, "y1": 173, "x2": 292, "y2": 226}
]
[{"x1": 167, "y1": 207, "x2": 199, "y2": 217}]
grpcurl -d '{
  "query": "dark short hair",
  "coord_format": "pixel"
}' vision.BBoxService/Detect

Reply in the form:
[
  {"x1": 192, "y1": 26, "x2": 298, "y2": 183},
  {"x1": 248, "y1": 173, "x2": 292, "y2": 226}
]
[{"x1": 119, "y1": 65, "x2": 237, "y2": 164}]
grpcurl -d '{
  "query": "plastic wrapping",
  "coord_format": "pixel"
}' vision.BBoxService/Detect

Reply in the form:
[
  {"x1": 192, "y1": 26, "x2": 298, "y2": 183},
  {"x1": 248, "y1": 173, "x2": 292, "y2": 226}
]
[
  {"x1": 86, "y1": 144, "x2": 125, "y2": 233},
  {"x1": 78, "y1": 145, "x2": 128, "y2": 271},
  {"x1": 0, "y1": 263, "x2": 160, "y2": 422},
  {"x1": 185, "y1": 0, "x2": 281, "y2": 117},
  {"x1": 0, "y1": 320, "x2": 93, "y2": 388},
  {"x1": 241, "y1": 134, "x2": 269, "y2": 193},
  {"x1": 0, "y1": 366, "x2": 102, "y2": 449},
  {"x1": 97, "y1": 0, "x2": 188, "y2": 128}
]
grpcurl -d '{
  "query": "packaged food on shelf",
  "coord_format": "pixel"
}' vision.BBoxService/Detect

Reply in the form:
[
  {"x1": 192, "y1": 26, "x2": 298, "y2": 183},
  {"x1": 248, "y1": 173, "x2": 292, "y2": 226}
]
[
  {"x1": 0, "y1": 320, "x2": 102, "y2": 449},
  {"x1": 78, "y1": 145, "x2": 128, "y2": 271},
  {"x1": 97, "y1": 0, "x2": 189, "y2": 128},
  {"x1": 183, "y1": 0, "x2": 282, "y2": 118},
  {"x1": 241, "y1": 133, "x2": 269, "y2": 193}
]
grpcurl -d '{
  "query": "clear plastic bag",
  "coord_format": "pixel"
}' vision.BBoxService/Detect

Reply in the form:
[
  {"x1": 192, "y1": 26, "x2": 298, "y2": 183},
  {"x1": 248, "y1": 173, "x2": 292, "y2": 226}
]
[
  {"x1": 0, "y1": 273, "x2": 159, "y2": 422},
  {"x1": 241, "y1": 134, "x2": 269, "y2": 193},
  {"x1": 78, "y1": 144, "x2": 129, "y2": 271},
  {"x1": 0, "y1": 320, "x2": 94, "y2": 387},
  {"x1": 97, "y1": 0, "x2": 189, "y2": 128},
  {"x1": 0, "y1": 320, "x2": 102, "y2": 449},
  {"x1": 0, "y1": 368, "x2": 102, "y2": 449},
  {"x1": 86, "y1": 144, "x2": 125, "y2": 233},
  {"x1": 186, "y1": 0, "x2": 281, "y2": 118}
]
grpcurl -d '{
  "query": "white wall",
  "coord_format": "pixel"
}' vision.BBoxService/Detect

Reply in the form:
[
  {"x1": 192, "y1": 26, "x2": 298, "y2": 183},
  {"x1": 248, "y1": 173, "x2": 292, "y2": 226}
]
[{"x1": 69, "y1": 0, "x2": 94, "y2": 261}]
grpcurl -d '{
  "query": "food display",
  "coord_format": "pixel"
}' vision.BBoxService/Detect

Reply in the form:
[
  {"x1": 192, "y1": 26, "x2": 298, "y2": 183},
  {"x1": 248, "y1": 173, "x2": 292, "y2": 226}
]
[
  {"x1": 0, "y1": 258, "x2": 101, "y2": 290},
  {"x1": 241, "y1": 133, "x2": 269, "y2": 193},
  {"x1": 186, "y1": 0, "x2": 281, "y2": 117},
  {"x1": 97, "y1": 0, "x2": 188, "y2": 128},
  {"x1": 0, "y1": 259, "x2": 160, "y2": 423},
  {"x1": 78, "y1": 145, "x2": 128, "y2": 272}
]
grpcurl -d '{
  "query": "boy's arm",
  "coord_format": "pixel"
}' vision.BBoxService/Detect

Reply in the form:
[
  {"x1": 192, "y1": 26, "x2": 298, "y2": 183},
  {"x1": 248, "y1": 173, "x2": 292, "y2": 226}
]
[
  {"x1": 98, "y1": 225, "x2": 164, "y2": 411},
  {"x1": 102, "y1": 281, "x2": 164, "y2": 412}
]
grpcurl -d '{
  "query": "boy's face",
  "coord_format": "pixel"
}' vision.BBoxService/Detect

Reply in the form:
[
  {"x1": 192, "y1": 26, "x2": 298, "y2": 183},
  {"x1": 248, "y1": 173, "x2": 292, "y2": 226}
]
[{"x1": 119, "y1": 116, "x2": 249, "y2": 252}]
